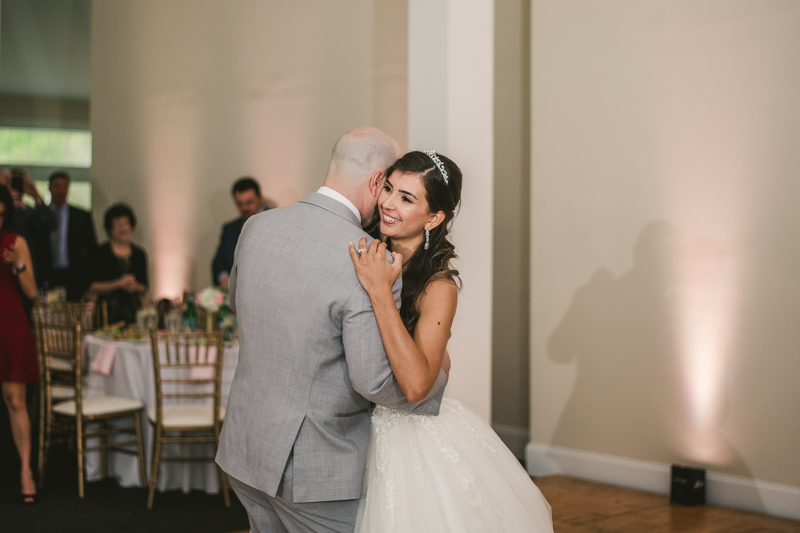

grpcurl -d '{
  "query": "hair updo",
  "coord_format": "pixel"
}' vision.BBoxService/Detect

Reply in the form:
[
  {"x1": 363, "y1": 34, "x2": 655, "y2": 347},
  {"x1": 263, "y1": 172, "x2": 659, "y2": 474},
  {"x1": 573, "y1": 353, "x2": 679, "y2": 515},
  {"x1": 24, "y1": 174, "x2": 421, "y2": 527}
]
[{"x1": 384, "y1": 151, "x2": 463, "y2": 334}]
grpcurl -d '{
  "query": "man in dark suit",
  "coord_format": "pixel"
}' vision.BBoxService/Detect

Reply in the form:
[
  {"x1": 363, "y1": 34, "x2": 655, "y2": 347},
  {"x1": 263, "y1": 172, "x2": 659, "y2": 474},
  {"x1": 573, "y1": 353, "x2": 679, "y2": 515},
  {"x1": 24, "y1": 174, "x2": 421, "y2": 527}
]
[
  {"x1": 42, "y1": 170, "x2": 98, "y2": 301},
  {"x1": 212, "y1": 177, "x2": 267, "y2": 288}
]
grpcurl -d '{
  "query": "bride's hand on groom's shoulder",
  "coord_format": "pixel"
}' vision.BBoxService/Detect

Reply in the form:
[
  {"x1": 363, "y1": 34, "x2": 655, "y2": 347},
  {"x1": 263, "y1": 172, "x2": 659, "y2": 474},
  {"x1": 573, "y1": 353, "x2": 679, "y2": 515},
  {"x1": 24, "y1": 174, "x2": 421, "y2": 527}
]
[{"x1": 349, "y1": 237, "x2": 402, "y2": 297}]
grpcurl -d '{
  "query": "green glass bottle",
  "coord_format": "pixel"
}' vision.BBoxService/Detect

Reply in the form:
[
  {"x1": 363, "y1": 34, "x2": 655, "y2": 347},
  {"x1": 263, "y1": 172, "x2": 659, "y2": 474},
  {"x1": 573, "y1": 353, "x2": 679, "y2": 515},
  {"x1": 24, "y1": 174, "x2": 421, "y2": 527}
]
[{"x1": 183, "y1": 294, "x2": 196, "y2": 331}]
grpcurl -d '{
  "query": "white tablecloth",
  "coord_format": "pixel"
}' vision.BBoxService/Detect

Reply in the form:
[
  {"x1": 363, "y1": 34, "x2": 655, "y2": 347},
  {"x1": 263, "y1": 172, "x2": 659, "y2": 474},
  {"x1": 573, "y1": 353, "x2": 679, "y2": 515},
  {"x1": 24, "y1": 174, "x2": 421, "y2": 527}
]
[{"x1": 82, "y1": 334, "x2": 239, "y2": 493}]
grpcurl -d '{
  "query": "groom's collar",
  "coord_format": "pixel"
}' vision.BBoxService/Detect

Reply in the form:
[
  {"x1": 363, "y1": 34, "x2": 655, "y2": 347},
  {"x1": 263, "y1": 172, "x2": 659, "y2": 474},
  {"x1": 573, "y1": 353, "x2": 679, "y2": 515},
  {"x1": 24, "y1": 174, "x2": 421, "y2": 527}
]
[
  {"x1": 316, "y1": 186, "x2": 361, "y2": 224},
  {"x1": 300, "y1": 191, "x2": 362, "y2": 228}
]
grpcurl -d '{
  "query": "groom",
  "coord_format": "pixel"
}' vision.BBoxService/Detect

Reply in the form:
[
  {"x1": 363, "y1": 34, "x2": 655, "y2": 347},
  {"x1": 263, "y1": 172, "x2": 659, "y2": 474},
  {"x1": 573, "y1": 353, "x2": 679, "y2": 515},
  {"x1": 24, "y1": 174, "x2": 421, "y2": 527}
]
[{"x1": 216, "y1": 127, "x2": 448, "y2": 532}]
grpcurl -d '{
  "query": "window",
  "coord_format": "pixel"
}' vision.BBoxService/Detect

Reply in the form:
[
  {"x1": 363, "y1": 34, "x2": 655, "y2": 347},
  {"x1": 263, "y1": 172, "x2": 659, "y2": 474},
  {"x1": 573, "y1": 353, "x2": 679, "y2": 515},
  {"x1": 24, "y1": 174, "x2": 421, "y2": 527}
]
[{"x1": 0, "y1": 127, "x2": 91, "y2": 167}]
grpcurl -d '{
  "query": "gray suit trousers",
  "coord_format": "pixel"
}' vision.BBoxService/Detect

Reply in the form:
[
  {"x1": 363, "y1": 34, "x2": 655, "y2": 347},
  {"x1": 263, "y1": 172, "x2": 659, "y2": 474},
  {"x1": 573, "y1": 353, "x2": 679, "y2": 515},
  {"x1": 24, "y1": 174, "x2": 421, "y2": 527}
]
[{"x1": 228, "y1": 456, "x2": 359, "y2": 533}]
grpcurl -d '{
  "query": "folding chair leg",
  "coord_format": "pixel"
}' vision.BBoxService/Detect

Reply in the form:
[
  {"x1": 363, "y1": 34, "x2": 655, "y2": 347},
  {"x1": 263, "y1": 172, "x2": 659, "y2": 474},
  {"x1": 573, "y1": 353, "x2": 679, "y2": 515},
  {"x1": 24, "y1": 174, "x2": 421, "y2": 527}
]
[
  {"x1": 39, "y1": 416, "x2": 51, "y2": 488},
  {"x1": 147, "y1": 427, "x2": 162, "y2": 510},
  {"x1": 30, "y1": 385, "x2": 39, "y2": 435},
  {"x1": 219, "y1": 466, "x2": 232, "y2": 508},
  {"x1": 76, "y1": 417, "x2": 84, "y2": 498},
  {"x1": 38, "y1": 403, "x2": 46, "y2": 486},
  {"x1": 100, "y1": 420, "x2": 108, "y2": 479},
  {"x1": 133, "y1": 412, "x2": 146, "y2": 488}
]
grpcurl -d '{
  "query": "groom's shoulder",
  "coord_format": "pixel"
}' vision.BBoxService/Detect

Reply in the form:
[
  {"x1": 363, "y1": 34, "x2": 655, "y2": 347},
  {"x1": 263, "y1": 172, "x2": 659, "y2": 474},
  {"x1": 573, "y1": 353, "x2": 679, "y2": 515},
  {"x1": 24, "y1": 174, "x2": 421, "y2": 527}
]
[{"x1": 241, "y1": 198, "x2": 369, "y2": 245}]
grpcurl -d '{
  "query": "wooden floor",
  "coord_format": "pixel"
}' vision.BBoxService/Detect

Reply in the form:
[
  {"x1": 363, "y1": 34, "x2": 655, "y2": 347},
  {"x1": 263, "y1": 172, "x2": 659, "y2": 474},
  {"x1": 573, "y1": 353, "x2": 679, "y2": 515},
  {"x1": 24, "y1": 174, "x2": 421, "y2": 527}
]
[
  {"x1": 534, "y1": 475, "x2": 800, "y2": 533},
  {"x1": 229, "y1": 474, "x2": 800, "y2": 532}
]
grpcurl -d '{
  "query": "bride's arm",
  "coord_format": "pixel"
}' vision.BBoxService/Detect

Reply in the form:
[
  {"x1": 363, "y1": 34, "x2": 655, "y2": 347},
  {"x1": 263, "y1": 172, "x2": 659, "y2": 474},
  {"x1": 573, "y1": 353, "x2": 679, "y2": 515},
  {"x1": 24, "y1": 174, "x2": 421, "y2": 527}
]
[{"x1": 350, "y1": 238, "x2": 457, "y2": 403}]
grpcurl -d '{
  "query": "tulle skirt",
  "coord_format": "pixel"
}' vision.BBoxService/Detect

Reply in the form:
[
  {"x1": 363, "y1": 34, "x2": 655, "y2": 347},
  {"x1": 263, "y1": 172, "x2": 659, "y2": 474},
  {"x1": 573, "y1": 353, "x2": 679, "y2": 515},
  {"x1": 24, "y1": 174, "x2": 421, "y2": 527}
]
[{"x1": 355, "y1": 398, "x2": 554, "y2": 532}]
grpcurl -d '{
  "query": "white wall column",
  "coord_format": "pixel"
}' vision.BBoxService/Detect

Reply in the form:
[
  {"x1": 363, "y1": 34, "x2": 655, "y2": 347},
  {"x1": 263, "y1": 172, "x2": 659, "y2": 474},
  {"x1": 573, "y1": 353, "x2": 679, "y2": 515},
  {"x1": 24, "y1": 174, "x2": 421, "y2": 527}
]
[{"x1": 409, "y1": 0, "x2": 495, "y2": 421}]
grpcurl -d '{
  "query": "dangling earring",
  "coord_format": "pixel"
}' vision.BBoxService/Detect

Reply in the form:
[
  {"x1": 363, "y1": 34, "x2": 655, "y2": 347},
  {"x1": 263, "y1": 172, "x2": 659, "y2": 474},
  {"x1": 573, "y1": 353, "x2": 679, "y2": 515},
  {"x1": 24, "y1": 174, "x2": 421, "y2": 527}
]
[{"x1": 424, "y1": 229, "x2": 430, "y2": 250}]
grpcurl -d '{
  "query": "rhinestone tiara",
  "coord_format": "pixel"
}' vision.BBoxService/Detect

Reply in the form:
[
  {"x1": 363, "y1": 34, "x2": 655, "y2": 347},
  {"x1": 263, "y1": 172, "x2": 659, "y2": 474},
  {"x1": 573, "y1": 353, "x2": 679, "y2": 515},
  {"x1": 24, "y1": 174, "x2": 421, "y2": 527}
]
[{"x1": 423, "y1": 150, "x2": 449, "y2": 184}]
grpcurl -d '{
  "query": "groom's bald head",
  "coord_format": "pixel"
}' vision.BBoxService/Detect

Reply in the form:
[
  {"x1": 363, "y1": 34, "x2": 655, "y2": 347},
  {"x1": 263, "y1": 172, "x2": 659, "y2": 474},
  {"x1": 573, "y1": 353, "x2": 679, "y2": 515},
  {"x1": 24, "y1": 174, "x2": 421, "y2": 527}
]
[
  {"x1": 323, "y1": 127, "x2": 401, "y2": 226},
  {"x1": 325, "y1": 128, "x2": 400, "y2": 186}
]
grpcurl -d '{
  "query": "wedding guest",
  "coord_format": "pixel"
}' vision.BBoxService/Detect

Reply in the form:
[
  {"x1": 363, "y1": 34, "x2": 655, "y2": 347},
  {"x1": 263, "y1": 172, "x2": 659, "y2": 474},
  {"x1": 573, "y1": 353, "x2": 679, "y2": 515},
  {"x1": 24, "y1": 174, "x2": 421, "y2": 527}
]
[
  {"x1": 43, "y1": 171, "x2": 98, "y2": 300},
  {"x1": 87, "y1": 203, "x2": 148, "y2": 325},
  {"x1": 6, "y1": 168, "x2": 57, "y2": 287},
  {"x1": 0, "y1": 185, "x2": 39, "y2": 504},
  {"x1": 211, "y1": 177, "x2": 269, "y2": 288}
]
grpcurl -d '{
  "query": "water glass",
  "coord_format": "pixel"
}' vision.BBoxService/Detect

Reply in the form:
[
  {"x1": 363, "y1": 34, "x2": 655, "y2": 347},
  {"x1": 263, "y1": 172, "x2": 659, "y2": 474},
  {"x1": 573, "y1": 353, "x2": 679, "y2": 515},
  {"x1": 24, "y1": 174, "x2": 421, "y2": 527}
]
[
  {"x1": 137, "y1": 307, "x2": 158, "y2": 331},
  {"x1": 165, "y1": 310, "x2": 183, "y2": 333},
  {"x1": 146, "y1": 306, "x2": 158, "y2": 331},
  {"x1": 137, "y1": 309, "x2": 148, "y2": 331}
]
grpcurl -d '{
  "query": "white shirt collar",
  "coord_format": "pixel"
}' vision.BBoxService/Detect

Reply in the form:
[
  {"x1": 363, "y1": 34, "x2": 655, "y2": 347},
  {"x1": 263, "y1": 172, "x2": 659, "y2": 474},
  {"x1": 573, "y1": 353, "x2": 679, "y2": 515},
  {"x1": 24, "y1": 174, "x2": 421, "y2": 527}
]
[{"x1": 317, "y1": 186, "x2": 361, "y2": 224}]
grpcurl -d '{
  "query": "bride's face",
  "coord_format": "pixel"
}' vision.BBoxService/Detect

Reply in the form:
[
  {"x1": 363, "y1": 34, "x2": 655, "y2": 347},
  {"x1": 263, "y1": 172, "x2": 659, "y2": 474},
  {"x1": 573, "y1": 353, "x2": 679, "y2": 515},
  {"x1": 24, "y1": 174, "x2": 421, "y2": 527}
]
[{"x1": 378, "y1": 171, "x2": 435, "y2": 243}]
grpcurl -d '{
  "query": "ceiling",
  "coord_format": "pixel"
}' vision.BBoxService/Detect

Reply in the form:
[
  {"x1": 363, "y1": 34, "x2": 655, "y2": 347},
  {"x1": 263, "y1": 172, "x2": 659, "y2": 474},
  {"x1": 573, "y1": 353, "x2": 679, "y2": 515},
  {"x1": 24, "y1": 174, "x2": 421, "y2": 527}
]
[{"x1": 0, "y1": 0, "x2": 91, "y2": 100}]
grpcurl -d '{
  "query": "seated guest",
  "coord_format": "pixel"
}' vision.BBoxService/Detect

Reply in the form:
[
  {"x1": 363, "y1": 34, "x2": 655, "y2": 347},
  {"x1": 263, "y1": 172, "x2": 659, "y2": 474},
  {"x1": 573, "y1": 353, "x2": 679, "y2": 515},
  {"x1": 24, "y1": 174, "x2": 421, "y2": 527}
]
[
  {"x1": 212, "y1": 177, "x2": 269, "y2": 288},
  {"x1": 88, "y1": 203, "x2": 148, "y2": 325},
  {"x1": 44, "y1": 170, "x2": 98, "y2": 301}
]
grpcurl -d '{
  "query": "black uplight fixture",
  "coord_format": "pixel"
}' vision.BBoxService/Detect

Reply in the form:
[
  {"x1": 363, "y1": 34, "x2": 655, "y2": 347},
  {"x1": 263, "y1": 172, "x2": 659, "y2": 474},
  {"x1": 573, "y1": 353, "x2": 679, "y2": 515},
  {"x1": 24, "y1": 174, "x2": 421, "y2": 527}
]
[{"x1": 670, "y1": 464, "x2": 706, "y2": 506}]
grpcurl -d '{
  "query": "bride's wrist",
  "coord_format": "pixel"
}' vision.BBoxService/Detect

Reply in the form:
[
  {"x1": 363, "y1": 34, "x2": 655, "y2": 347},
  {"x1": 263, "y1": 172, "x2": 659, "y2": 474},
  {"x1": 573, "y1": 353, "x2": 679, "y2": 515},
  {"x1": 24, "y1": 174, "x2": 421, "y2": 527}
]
[{"x1": 369, "y1": 285, "x2": 395, "y2": 305}]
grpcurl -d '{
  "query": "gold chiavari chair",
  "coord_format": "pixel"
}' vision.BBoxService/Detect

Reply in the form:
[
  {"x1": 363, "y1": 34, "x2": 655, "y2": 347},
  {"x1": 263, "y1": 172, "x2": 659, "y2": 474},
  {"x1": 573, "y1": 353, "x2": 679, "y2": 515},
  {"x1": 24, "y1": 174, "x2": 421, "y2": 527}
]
[
  {"x1": 147, "y1": 330, "x2": 231, "y2": 510},
  {"x1": 68, "y1": 300, "x2": 108, "y2": 331},
  {"x1": 33, "y1": 305, "x2": 75, "y2": 484},
  {"x1": 38, "y1": 320, "x2": 146, "y2": 497},
  {"x1": 33, "y1": 300, "x2": 104, "y2": 480},
  {"x1": 35, "y1": 301, "x2": 71, "y2": 326},
  {"x1": 33, "y1": 300, "x2": 107, "y2": 330}
]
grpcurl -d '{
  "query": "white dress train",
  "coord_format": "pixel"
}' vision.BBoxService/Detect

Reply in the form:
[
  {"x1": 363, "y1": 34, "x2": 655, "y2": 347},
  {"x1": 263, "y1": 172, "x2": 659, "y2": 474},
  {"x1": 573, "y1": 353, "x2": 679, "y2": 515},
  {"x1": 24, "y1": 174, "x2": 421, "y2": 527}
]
[{"x1": 355, "y1": 398, "x2": 554, "y2": 532}]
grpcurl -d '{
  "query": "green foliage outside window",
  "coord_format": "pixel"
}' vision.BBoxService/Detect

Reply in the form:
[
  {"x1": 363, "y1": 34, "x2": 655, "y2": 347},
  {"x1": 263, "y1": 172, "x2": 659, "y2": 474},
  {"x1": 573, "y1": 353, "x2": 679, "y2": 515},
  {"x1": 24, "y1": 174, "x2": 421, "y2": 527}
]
[{"x1": 0, "y1": 127, "x2": 91, "y2": 167}]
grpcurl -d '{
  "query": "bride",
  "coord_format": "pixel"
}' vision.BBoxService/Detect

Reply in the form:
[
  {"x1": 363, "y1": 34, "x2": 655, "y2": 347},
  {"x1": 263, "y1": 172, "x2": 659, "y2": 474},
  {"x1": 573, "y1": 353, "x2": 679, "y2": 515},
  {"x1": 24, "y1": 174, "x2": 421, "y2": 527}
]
[{"x1": 348, "y1": 151, "x2": 553, "y2": 532}]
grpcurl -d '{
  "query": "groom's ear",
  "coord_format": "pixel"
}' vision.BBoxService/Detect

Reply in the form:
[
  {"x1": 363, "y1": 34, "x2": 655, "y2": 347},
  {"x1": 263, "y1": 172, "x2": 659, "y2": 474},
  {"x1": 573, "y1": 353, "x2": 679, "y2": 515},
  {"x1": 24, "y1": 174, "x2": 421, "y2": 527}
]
[{"x1": 368, "y1": 169, "x2": 384, "y2": 198}]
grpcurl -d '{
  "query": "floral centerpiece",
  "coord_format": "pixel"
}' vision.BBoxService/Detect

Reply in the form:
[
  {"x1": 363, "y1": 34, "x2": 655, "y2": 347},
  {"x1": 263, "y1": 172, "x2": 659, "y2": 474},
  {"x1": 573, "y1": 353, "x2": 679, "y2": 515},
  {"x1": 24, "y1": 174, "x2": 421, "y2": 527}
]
[
  {"x1": 197, "y1": 287, "x2": 226, "y2": 312},
  {"x1": 196, "y1": 287, "x2": 226, "y2": 331}
]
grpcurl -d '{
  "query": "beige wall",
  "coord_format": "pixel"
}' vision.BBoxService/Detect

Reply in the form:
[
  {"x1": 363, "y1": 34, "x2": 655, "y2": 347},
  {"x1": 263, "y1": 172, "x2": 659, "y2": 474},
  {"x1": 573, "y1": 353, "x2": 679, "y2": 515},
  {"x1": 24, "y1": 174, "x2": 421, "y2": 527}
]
[
  {"x1": 91, "y1": 0, "x2": 407, "y2": 295},
  {"x1": 492, "y1": 0, "x2": 530, "y2": 432},
  {"x1": 531, "y1": 0, "x2": 800, "y2": 488}
]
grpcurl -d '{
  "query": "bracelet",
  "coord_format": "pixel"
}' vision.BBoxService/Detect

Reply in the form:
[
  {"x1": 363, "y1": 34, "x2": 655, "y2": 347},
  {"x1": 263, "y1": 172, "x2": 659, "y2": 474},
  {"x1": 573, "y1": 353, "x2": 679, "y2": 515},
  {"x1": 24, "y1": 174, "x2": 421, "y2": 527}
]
[{"x1": 11, "y1": 262, "x2": 26, "y2": 275}]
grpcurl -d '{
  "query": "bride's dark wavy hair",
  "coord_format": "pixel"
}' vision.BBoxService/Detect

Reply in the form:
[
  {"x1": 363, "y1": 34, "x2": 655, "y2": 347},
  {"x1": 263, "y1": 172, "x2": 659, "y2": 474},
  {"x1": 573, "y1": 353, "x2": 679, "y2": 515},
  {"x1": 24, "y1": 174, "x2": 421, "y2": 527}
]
[{"x1": 385, "y1": 151, "x2": 462, "y2": 334}]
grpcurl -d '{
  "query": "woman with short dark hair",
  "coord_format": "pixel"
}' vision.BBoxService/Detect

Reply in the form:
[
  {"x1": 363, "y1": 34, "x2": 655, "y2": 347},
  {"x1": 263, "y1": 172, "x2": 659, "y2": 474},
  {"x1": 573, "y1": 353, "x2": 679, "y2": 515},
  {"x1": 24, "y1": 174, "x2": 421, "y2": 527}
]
[
  {"x1": 88, "y1": 203, "x2": 148, "y2": 324},
  {"x1": 0, "y1": 185, "x2": 39, "y2": 504}
]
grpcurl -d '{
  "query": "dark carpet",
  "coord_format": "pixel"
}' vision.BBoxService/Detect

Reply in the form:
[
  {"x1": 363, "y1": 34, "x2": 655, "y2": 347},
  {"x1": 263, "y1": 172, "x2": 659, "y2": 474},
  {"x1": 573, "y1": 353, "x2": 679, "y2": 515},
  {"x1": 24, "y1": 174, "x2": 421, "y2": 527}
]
[{"x1": 0, "y1": 388, "x2": 250, "y2": 533}]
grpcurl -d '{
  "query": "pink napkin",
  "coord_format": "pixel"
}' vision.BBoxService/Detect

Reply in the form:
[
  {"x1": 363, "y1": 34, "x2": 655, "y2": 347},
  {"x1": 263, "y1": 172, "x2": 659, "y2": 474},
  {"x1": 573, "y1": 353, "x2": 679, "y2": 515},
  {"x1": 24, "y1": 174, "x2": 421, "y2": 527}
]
[
  {"x1": 90, "y1": 341, "x2": 121, "y2": 376},
  {"x1": 188, "y1": 345, "x2": 218, "y2": 380}
]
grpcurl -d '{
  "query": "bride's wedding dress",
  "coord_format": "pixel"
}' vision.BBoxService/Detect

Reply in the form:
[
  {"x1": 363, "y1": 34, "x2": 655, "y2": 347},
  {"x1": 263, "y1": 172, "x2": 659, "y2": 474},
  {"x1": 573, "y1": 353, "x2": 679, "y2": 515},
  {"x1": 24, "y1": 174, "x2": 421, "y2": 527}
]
[{"x1": 355, "y1": 397, "x2": 554, "y2": 532}]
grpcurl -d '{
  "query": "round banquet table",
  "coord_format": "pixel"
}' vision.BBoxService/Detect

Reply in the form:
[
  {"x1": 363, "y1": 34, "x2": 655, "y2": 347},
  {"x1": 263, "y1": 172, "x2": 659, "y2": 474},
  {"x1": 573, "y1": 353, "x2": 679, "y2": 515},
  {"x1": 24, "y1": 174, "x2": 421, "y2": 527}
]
[{"x1": 82, "y1": 334, "x2": 239, "y2": 493}]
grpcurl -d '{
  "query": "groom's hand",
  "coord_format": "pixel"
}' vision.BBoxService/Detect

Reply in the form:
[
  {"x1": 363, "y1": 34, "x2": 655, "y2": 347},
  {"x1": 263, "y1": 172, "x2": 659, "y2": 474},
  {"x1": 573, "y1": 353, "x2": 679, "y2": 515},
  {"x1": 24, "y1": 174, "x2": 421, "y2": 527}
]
[{"x1": 349, "y1": 237, "x2": 403, "y2": 297}]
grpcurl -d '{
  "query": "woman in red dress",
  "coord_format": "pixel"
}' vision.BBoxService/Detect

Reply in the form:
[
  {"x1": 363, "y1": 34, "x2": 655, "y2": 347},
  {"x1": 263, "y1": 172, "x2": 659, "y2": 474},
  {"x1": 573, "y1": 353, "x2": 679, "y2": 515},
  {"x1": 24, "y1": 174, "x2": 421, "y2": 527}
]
[{"x1": 0, "y1": 185, "x2": 38, "y2": 504}]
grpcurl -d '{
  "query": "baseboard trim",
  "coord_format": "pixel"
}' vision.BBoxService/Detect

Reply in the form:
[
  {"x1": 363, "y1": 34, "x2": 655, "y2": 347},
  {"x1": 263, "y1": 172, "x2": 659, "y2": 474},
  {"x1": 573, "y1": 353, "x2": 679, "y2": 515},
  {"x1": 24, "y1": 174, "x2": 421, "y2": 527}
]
[
  {"x1": 526, "y1": 442, "x2": 800, "y2": 521},
  {"x1": 491, "y1": 424, "x2": 529, "y2": 460}
]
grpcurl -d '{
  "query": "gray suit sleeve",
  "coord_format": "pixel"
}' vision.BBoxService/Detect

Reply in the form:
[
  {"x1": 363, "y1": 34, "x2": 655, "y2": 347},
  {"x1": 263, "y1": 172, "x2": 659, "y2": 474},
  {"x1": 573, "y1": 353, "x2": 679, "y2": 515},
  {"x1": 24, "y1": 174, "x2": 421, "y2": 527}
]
[
  {"x1": 228, "y1": 262, "x2": 239, "y2": 314},
  {"x1": 227, "y1": 218, "x2": 251, "y2": 315},
  {"x1": 342, "y1": 275, "x2": 444, "y2": 416}
]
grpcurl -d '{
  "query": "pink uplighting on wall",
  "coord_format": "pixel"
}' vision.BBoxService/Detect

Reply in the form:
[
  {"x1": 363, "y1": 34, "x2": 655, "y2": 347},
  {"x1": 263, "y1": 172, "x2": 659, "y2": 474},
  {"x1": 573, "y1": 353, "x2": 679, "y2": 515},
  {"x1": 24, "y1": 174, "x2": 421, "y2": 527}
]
[
  {"x1": 672, "y1": 236, "x2": 738, "y2": 464},
  {"x1": 654, "y1": 19, "x2": 768, "y2": 463},
  {"x1": 143, "y1": 108, "x2": 200, "y2": 299},
  {"x1": 664, "y1": 119, "x2": 751, "y2": 466}
]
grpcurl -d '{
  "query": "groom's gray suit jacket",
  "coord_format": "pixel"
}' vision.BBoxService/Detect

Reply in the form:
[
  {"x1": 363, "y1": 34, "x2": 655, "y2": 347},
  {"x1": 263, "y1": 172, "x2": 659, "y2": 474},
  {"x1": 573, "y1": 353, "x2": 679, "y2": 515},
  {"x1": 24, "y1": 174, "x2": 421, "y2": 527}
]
[{"x1": 216, "y1": 192, "x2": 446, "y2": 503}]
